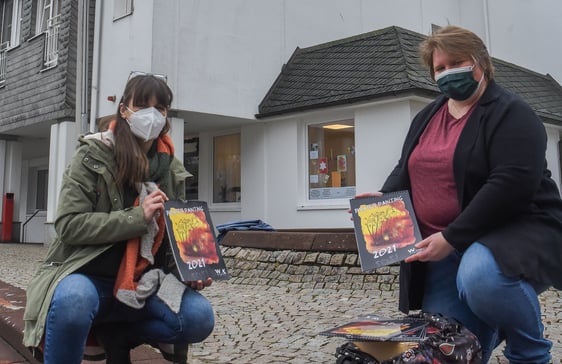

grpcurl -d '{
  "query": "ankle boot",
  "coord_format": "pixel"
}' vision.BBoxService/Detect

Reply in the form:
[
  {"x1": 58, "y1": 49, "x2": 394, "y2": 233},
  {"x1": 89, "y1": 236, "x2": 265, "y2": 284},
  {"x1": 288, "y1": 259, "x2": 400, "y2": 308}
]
[
  {"x1": 94, "y1": 324, "x2": 138, "y2": 364},
  {"x1": 157, "y1": 342, "x2": 189, "y2": 364}
]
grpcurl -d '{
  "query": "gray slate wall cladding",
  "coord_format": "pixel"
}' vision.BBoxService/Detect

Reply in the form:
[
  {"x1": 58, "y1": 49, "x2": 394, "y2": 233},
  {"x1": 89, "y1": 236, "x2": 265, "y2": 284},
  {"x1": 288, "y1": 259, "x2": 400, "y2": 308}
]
[{"x1": 0, "y1": 0, "x2": 77, "y2": 132}]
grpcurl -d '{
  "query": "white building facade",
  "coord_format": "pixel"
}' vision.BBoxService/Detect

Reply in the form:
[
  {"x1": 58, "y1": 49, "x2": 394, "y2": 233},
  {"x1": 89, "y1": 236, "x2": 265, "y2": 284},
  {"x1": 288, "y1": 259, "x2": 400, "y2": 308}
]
[{"x1": 2, "y1": 0, "x2": 561, "y2": 242}]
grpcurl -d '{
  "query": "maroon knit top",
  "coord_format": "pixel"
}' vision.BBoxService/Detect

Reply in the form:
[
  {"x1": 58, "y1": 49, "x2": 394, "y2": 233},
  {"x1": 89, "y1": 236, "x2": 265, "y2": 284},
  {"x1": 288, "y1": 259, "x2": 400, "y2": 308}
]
[{"x1": 408, "y1": 103, "x2": 475, "y2": 238}]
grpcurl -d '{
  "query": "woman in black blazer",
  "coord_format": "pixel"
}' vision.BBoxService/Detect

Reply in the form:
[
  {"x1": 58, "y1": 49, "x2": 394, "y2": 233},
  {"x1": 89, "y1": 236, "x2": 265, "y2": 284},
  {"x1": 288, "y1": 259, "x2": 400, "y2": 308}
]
[{"x1": 358, "y1": 25, "x2": 562, "y2": 363}]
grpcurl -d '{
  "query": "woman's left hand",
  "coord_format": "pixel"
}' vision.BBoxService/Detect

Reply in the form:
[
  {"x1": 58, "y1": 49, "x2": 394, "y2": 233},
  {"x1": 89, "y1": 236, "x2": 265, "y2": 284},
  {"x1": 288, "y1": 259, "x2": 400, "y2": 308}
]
[
  {"x1": 404, "y1": 232, "x2": 454, "y2": 263},
  {"x1": 185, "y1": 278, "x2": 213, "y2": 290}
]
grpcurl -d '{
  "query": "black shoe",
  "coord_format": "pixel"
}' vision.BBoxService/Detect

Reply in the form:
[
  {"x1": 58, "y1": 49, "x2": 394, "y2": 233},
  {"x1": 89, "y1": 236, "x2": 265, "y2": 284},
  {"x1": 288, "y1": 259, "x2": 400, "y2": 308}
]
[
  {"x1": 157, "y1": 343, "x2": 189, "y2": 364},
  {"x1": 94, "y1": 324, "x2": 138, "y2": 364}
]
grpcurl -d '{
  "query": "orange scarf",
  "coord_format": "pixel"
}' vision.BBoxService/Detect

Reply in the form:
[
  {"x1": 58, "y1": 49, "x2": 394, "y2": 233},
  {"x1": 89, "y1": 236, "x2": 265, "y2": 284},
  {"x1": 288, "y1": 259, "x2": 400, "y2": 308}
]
[{"x1": 107, "y1": 120, "x2": 175, "y2": 306}]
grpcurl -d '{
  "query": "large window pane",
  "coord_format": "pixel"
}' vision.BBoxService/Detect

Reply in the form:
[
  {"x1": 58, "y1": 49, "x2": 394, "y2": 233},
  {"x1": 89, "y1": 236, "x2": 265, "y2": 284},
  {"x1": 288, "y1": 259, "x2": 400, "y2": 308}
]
[
  {"x1": 114, "y1": 0, "x2": 133, "y2": 20},
  {"x1": 308, "y1": 121, "x2": 356, "y2": 200},
  {"x1": 36, "y1": 0, "x2": 58, "y2": 34},
  {"x1": 35, "y1": 169, "x2": 48, "y2": 210},
  {"x1": 27, "y1": 166, "x2": 48, "y2": 213},
  {"x1": 213, "y1": 133, "x2": 241, "y2": 203},
  {"x1": 184, "y1": 137, "x2": 199, "y2": 200},
  {"x1": 0, "y1": 0, "x2": 13, "y2": 45}
]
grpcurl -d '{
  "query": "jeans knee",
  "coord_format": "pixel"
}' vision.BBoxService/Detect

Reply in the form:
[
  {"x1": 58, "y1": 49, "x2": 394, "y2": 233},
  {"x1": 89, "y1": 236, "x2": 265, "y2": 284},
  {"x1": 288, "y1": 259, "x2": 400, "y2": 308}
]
[
  {"x1": 179, "y1": 292, "x2": 215, "y2": 343},
  {"x1": 50, "y1": 274, "x2": 99, "y2": 325},
  {"x1": 458, "y1": 265, "x2": 494, "y2": 300},
  {"x1": 457, "y1": 243, "x2": 498, "y2": 299}
]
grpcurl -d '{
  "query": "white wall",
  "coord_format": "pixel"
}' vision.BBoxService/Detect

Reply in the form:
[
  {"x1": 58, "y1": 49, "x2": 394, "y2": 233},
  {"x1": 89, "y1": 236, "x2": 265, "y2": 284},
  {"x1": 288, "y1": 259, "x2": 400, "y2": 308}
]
[
  {"x1": 98, "y1": 0, "x2": 468, "y2": 123},
  {"x1": 92, "y1": 0, "x2": 562, "y2": 230},
  {"x1": 263, "y1": 119, "x2": 301, "y2": 227},
  {"x1": 93, "y1": 0, "x2": 157, "y2": 120},
  {"x1": 355, "y1": 100, "x2": 422, "y2": 193},
  {"x1": 545, "y1": 126, "x2": 562, "y2": 187},
  {"x1": 240, "y1": 123, "x2": 267, "y2": 220},
  {"x1": 226, "y1": 99, "x2": 425, "y2": 230},
  {"x1": 483, "y1": 0, "x2": 562, "y2": 84},
  {"x1": 95, "y1": 0, "x2": 562, "y2": 122}
]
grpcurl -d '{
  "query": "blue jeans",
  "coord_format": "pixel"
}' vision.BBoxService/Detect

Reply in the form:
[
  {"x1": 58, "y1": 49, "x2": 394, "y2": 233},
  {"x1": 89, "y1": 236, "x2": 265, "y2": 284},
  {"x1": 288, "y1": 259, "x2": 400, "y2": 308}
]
[
  {"x1": 43, "y1": 273, "x2": 214, "y2": 364},
  {"x1": 422, "y1": 242, "x2": 551, "y2": 364}
]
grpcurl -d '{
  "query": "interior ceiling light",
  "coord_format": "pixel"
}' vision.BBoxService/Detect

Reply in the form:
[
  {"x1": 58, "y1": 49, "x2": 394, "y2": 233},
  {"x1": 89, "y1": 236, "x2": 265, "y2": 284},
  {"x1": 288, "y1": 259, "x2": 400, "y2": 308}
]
[{"x1": 323, "y1": 124, "x2": 353, "y2": 130}]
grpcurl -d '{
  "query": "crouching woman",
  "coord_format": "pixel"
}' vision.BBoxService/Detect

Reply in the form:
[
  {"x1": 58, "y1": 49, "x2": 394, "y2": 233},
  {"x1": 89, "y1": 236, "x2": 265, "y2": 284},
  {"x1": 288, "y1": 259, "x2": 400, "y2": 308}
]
[{"x1": 23, "y1": 73, "x2": 214, "y2": 364}]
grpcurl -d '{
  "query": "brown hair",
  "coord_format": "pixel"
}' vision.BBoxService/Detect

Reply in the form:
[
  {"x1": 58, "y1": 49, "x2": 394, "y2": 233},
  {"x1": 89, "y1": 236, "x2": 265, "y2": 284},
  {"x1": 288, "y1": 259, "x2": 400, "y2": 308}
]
[
  {"x1": 419, "y1": 25, "x2": 494, "y2": 80},
  {"x1": 113, "y1": 74, "x2": 173, "y2": 188}
]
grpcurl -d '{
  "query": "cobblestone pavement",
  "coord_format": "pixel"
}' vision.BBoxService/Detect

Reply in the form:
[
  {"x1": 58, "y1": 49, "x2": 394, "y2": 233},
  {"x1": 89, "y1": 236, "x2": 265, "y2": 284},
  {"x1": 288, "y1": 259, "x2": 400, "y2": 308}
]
[{"x1": 1, "y1": 243, "x2": 560, "y2": 363}]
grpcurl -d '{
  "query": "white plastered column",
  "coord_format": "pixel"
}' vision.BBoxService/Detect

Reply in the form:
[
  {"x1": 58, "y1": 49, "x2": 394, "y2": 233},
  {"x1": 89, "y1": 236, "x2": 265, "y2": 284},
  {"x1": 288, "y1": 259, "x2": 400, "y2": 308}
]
[
  {"x1": 45, "y1": 121, "x2": 77, "y2": 245},
  {"x1": 168, "y1": 117, "x2": 185, "y2": 160},
  {"x1": 545, "y1": 125, "x2": 562, "y2": 190}
]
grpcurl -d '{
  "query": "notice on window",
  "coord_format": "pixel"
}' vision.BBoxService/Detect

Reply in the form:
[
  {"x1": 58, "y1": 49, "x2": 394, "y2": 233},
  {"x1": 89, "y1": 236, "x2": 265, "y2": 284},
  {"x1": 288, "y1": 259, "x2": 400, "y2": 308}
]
[{"x1": 309, "y1": 187, "x2": 356, "y2": 200}]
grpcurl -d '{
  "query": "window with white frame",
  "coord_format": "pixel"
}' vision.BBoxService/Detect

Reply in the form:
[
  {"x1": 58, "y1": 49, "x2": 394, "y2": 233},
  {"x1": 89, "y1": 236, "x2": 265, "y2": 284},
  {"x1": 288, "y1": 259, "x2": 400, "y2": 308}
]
[
  {"x1": 0, "y1": 0, "x2": 21, "y2": 84},
  {"x1": 0, "y1": 0, "x2": 22, "y2": 48},
  {"x1": 213, "y1": 133, "x2": 241, "y2": 204},
  {"x1": 114, "y1": 0, "x2": 133, "y2": 20},
  {"x1": 35, "y1": 0, "x2": 59, "y2": 34},
  {"x1": 0, "y1": 40, "x2": 7, "y2": 85},
  {"x1": 1, "y1": 0, "x2": 21, "y2": 48},
  {"x1": 35, "y1": 0, "x2": 60, "y2": 68},
  {"x1": 0, "y1": 1, "x2": 12, "y2": 47},
  {"x1": 42, "y1": 13, "x2": 60, "y2": 67},
  {"x1": 307, "y1": 120, "x2": 356, "y2": 200}
]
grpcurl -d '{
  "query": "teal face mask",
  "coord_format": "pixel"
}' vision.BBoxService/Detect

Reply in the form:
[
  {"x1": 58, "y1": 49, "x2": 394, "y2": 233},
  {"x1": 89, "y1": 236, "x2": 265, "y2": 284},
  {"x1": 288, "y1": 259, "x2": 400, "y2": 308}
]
[{"x1": 435, "y1": 66, "x2": 478, "y2": 101}]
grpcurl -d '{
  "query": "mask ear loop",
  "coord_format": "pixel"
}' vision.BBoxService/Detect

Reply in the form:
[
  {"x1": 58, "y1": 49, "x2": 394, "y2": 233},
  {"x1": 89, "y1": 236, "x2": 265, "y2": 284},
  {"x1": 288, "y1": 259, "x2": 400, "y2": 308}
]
[
  {"x1": 119, "y1": 103, "x2": 129, "y2": 121},
  {"x1": 469, "y1": 55, "x2": 486, "y2": 99}
]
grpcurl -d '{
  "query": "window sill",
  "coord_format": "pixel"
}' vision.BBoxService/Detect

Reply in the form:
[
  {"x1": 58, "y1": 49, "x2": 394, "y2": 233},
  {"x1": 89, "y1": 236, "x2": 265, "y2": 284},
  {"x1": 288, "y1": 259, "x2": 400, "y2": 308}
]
[
  {"x1": 208, "y1": 203, "x2": 241, "y2": 212},
  {"x1": 297, "y1": 203, "x2": 350, "y2": 211}
]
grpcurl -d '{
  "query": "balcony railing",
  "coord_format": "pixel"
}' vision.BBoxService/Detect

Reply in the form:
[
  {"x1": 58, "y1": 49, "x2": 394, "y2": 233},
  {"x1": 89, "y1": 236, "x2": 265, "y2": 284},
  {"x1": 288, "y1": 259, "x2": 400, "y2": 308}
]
[
  {"x1": 43, "y1": 14, "x2": 61, "y2": 68},
  {"x1": 0, "y1": 41, "x2": 8, "y2": 85}
]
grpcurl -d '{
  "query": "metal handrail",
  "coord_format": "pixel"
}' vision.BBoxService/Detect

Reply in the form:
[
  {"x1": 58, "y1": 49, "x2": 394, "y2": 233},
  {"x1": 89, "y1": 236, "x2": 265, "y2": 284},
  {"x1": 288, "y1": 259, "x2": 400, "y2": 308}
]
[
  {"x1": 43, "y1": 15, "x2": 61, "y2": 67},
  {"x1": 21, "y1": 209, "x2": 41, "y2": 243}
]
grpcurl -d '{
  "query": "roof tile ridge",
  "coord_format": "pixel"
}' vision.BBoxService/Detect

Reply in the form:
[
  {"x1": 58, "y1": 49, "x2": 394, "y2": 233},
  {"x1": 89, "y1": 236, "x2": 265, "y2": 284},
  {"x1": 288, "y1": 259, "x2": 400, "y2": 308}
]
[
  {"x1": 257, "y1": 46, "x2": 303, "y2": 116},
  {"x1": 493, "y1": 57, "x2": 554, "y2": 81},
  {"x1": 394, "y1": 26, "x2": 432, "y2": 90},
  {"x1": 297, "y1": 25, "x2": 397, "y2": 53}
]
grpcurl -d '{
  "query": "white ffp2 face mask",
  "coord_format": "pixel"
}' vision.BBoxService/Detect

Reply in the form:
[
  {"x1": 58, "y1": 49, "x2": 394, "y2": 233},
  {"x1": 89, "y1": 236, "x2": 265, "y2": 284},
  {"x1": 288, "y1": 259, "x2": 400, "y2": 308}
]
[{"x1": 126, "y1": 106, "x2": 166, "y2": 141}]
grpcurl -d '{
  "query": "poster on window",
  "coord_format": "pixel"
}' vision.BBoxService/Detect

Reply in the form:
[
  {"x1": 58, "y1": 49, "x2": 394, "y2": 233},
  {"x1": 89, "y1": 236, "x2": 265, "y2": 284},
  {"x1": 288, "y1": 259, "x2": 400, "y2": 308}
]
[
  {"x1": 319, "y1": 158, "x2": 328, "y2": 174},
  {"x1": 337, "y1": 155, "x2": 347, "y2": 172}
]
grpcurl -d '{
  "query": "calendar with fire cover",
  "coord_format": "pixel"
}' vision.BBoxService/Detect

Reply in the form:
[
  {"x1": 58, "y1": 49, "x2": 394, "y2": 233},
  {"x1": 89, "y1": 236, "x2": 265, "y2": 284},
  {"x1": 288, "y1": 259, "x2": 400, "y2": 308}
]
[
  {"x1": 350, "y1": 190, "x2": 422, "y2": 272},
  {"x1": 163, "y1": 200, "x2": 230, "y2": 282}
]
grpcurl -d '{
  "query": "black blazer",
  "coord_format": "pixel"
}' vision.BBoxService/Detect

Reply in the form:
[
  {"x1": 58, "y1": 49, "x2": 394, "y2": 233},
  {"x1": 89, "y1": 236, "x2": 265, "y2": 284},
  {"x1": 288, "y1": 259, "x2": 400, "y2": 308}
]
[{"x1": 381, "y1": 80, "x2": 562, "y2": 312}]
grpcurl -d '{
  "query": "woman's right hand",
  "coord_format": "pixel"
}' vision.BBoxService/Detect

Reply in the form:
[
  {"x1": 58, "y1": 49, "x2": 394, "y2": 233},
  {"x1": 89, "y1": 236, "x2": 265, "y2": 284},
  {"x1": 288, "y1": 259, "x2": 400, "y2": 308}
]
[{"x1": 141, "y1": 189, "x2": 169, "y2": 222}]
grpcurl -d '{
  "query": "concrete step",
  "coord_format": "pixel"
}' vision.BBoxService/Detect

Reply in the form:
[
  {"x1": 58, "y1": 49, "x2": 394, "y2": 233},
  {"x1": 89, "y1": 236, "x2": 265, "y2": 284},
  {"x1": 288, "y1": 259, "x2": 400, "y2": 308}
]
[
  {"x1": 0, "y1": 280, "x2": 170, "y2": 363},
  {"x1": 0, "y1": 336, "x2": 28, "y2": 363}
]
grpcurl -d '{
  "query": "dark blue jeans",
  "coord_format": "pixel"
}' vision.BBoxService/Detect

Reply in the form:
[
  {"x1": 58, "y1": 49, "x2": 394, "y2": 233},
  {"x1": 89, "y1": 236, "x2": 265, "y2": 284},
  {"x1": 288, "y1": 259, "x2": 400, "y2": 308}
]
[
  {"x1": 422, "y1": 242, "x2": 551, "y2": 364},
  {"x1": 43, "y1": 273, "x2": 214, "y2": 364}
]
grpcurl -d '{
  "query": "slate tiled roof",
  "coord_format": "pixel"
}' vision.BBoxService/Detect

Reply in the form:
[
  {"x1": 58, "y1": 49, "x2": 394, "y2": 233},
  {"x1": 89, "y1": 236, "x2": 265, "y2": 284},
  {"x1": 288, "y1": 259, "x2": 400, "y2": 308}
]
[
  {"x1": 493, "y1": 60, "x2": 562, "y2": 124},
  {"x1": 257, "y1": 26, "x2": 562, "y2": 126}
]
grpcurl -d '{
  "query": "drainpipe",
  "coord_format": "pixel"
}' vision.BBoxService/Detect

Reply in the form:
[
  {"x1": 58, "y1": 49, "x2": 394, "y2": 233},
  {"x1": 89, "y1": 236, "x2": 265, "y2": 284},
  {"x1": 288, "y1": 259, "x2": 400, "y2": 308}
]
[
  {"x1": 482, "y1": 0, "x2": 492, "y2": 52},
  {"x1": 90, "y1": 0, "x2": 102, "y2": 133},
  {"x1": 76, "y1": 0, "x2": 89, "y2": 138}
]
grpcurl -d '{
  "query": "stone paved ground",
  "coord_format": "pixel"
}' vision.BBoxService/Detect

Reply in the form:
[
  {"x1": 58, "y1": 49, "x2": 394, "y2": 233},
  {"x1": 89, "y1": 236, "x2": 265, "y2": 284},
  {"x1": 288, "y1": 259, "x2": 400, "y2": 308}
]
[{"x1": 1, "y1": 243, "x2": 560, "y2": 363}]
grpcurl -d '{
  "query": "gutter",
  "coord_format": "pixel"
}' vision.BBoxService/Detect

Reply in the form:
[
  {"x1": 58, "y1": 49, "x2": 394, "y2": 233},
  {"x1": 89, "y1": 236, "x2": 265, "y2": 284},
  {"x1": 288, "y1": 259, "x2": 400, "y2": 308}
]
[{"x1": 89, "y1": 0, "x2": 103, "y2": 133}]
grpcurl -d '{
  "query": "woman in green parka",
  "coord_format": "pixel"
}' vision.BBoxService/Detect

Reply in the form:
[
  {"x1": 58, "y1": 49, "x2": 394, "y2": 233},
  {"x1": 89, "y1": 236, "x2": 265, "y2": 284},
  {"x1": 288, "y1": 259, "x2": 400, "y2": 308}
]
[{"x1": 23, "y1": 73, "x2": 214, "y2": 364}]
